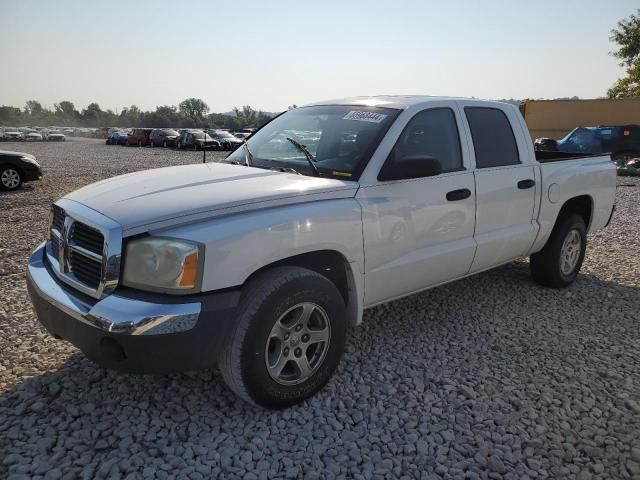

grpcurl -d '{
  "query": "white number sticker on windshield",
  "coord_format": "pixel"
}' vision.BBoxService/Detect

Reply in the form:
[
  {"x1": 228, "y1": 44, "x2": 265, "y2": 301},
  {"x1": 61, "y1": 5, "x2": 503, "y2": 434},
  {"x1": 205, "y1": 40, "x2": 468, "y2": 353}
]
[{"x1": 343, "y1": 111, "x2": 388, "y2": 123}]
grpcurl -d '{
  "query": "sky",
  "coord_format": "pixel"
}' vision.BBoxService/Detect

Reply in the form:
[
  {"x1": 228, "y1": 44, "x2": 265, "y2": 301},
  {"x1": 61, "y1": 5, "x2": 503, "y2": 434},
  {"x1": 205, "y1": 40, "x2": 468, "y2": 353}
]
[{"x1": 0, "y1": 0, "x2": 637, "y2": 113}]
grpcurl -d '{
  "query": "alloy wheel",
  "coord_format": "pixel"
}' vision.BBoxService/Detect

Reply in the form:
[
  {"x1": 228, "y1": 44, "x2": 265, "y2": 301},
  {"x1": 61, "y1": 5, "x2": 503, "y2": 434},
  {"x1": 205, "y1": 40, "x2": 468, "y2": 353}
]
[
  {"x1": 1, "y1": 168, "x2": 21, "y2": 189},
  {"x1": 264, "y1": 302, "x2": 331, "y2": 386}
]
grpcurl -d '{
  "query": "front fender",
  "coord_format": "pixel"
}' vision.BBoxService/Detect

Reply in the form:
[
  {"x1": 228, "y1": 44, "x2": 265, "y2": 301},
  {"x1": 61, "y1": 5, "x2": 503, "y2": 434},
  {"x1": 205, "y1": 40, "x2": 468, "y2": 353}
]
[{"x1": 153, "y1": 199, "x2": 365, "y2": 292}]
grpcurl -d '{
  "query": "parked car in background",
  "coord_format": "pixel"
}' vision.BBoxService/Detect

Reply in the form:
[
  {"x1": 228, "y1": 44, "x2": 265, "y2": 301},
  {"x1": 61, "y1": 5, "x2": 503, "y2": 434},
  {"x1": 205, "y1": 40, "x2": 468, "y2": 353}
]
[
  {"x1": 176, "y1": 130, "x2": 220, "y2": 150},
  {"x1": 0, "y1": 150, "x2": 42, "y2": 190},
  {"x1": 63, "y1": 128, "x2": 75, "y2": 136},
  {"x1": 26, "y1": 96, "x2": 616, "y2": 408},
  {"x1": 207, "y1": 129, "x2": 243, "y2": 150},
  {"x1": 44, "y1": 129, "x2": 66, "y2": 141},
  {"x1": 106, "y1": 130, "x2": 129, "y2": 145},
  {"x1": 150, "y1": 128, "x2": 180, "y2": 148},
  {"x1": 231, "y1": 131, "x2": 251, "y2": 140},
  {"x1": 125, "y1": 128, "x2": 152, "y2": 146},
  {"x1": 22, "y1": 130, "x2": 43, "y2": 141},
  {"x1": 2, "y1": 129, "x2": 22, "y2": 141},
  {"x1": 535, "y1": 125, "x2": 640, "y2": 164}
]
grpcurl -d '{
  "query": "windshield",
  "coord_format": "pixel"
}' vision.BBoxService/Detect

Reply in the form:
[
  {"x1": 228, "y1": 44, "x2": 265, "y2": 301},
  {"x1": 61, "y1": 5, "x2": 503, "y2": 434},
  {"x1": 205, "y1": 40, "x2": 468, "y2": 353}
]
[
  {"x1": 192, "y1": 132, "x2": 213, "y2": 140},
  {"x1": 213, "y1": 131, "x2": 236, "y2": 139},
  {"x1": 222, "y1": 105, "x2": 398, "y2": 178}
]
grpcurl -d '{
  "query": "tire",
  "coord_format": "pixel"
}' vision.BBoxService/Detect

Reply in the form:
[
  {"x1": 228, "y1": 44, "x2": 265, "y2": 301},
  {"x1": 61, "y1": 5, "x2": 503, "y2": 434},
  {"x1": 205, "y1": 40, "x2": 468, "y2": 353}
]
[
  {"x1": 530, "y1": 214, "x2": 586, "y2": 288},
  {"x1": 219, "y1": 266, "x2": 348, "y2": 409},
  {"x1": 0, "y1": 166, "x2": 23, "y2": 191},
  {"x1": 163, "y1": 140, "x2": 167, "y2": 148}
]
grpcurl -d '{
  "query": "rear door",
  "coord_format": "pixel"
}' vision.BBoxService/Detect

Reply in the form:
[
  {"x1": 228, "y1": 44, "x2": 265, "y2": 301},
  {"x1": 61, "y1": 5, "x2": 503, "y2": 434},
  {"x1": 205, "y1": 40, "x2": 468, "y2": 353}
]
[
  {"x1": 460, "y1": 104, "x2": 538, "y2": 273},
  {"x1": 358, "y1": 105, "x2": 477, "y2": 306}
]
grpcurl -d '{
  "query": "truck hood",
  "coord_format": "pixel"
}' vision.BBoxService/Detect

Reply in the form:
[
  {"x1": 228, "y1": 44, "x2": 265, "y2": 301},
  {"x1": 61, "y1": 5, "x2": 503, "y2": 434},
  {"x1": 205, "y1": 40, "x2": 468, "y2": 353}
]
[{"x1": 63, "y1": 162, "x2": 359, "y2": 234}]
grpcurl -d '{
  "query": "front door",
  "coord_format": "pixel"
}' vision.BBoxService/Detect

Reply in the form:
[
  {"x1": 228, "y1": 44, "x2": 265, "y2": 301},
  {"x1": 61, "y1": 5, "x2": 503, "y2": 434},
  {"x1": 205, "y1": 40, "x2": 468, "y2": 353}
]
[{"x1": 359, "y1": 106, "x2": 477, "y2": 306}]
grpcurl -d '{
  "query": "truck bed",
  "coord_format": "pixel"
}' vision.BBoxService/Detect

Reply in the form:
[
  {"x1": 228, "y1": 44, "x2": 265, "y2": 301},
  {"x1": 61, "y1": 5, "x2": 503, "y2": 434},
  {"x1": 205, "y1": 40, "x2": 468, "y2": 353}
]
[{"x1": 535, "y1": 151, "x2": 608, "y2": 163}]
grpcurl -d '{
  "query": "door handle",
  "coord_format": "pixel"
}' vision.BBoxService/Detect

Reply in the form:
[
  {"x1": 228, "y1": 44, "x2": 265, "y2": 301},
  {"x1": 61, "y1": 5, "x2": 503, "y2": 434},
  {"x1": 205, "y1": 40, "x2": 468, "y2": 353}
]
[
  {"x1": 517, "y1": 179, "x2": 535, "y2": 189},
  {"x1": 446, "y1": 188, "x2": 471, "y2": 201}
]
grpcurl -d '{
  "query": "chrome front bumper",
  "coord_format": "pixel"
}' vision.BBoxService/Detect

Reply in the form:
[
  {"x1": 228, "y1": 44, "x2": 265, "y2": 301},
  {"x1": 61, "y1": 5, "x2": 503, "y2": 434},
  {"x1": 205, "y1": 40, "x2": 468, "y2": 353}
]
[{"x1": 27, "y1": 242, "x2": 201, "y2": 336}]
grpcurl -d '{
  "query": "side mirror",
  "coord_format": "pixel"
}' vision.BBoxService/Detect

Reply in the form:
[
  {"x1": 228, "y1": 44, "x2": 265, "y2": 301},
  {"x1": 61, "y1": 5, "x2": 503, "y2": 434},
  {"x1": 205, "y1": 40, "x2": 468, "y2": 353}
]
[{"x1": 378, "y1": 155, "x2": 442, "y2": 181}]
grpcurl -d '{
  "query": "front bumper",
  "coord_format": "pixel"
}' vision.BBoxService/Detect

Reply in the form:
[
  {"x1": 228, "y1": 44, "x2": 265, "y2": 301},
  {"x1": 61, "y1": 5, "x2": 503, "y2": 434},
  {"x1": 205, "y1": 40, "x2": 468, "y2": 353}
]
[
  {"x1": 27, "y1": 243, "x2": 239, "y2": 373},
  {"x1": 23, "y1": 165, "x2": 42, "y2": 181}
]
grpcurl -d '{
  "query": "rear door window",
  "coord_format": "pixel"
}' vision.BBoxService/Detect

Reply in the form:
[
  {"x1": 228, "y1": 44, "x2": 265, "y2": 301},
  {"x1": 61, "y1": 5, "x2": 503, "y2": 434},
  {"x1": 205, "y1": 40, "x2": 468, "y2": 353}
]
[{"x1": 465, "y1": 107, "x2": 520, "y2": 168}]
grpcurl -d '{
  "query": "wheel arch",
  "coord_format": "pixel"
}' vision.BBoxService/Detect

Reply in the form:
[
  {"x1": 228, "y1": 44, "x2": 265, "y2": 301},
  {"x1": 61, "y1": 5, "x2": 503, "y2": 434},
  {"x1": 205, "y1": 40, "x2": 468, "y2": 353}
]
[
  {"x1": 557, "y1": 195, "x2": 593, "y2": 231},
  {"x1": 242, "y1": 249, "x2": 363, "y2": 326}
]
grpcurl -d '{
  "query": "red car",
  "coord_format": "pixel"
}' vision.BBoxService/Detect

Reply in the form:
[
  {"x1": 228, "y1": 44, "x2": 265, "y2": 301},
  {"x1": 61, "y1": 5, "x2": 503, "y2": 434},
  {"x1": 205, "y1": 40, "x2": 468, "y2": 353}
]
[{"x1": 125, "y1": 128, "x2": 153, "y2": 147}]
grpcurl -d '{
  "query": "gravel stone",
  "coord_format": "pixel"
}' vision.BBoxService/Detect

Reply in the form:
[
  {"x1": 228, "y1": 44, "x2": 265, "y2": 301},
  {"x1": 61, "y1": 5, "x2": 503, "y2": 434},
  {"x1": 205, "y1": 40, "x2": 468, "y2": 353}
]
[{"x1": 0, "y1": 139, "x2": 639, "y2": 478}]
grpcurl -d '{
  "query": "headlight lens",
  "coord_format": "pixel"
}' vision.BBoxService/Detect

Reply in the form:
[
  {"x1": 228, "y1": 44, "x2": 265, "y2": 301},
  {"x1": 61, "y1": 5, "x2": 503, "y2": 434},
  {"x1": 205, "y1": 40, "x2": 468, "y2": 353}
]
[
  {"x1": 21, "y1": 156, "x2": 39, "y2": 167},
  {"x1": 122, "y1": 238, "x2": 201, "y2": 293}
]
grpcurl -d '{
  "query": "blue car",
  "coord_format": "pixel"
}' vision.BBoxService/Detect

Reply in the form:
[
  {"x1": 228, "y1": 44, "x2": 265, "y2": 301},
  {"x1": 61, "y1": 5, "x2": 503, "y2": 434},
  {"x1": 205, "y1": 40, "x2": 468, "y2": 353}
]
[
  {"x1": 106, "y1": 130, "x2": 129, "y2": 146},
  {"x1": 534, "y1": 125, "x2": 640, "y2": 163}
]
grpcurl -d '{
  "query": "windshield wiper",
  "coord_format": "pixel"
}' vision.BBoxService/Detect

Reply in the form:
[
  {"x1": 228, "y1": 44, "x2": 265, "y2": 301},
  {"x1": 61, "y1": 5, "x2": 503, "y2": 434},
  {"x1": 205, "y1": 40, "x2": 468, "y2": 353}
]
[
  {"x1": 285, "y1": 137, "x2": 319, "y2": 177},
  {"x1": 242, "y1": 140, "x2": 254, "y2": 167}
]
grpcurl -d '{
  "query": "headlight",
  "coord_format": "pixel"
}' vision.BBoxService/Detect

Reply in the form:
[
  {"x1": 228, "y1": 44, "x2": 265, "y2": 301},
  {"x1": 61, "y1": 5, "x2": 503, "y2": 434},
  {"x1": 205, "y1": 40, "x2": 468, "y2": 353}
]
[
  {"x1": 122, "y1": 238, "x2": 202, "y2": 293},
  {"x1": 21, "y1": 156, "x2": 39, "y2": 167}
]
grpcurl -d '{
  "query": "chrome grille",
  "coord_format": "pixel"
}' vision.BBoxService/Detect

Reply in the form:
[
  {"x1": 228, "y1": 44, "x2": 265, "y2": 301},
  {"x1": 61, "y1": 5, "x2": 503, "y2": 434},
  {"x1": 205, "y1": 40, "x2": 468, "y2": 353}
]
[
  {"x1": 46, "y1": 200, "x2": 122, "y2": 299},
  {"x1": 70, "y1": 222, "x2": 104, "y2": 255},
  {"x1": 69, "y1": 250, "x2": 102, "y2": 288}
]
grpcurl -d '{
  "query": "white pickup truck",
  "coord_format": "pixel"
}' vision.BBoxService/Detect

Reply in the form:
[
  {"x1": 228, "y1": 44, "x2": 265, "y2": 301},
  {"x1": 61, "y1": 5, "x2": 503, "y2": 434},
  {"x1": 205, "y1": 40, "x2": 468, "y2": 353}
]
[{"x1": 27, "y1": 96, "x2": 616, "y2": 408}]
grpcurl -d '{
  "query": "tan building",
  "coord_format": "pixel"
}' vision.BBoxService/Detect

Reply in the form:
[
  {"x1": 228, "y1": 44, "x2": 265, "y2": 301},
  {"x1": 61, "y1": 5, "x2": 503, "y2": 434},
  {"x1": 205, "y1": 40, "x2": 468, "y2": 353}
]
[{"x1": 520, "y1": 99, "x2": 640, "y2": 140}]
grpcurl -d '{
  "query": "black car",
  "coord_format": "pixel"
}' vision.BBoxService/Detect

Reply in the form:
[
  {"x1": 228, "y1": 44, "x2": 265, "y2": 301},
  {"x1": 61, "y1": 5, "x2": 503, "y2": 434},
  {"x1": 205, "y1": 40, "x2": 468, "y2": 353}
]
[
  {"x1": 0, "y1": 150, "x2": 43, "y2": 191},
  {"x1": 176, "y1": 130, "x2": 221, "y2": 150},
  {"x1": 207, "y1": 129, "x2": 243, "y2": 150},
  {"x1": 149, "y1": 128, "x2": 180, "y2": 148},
  {"x1": 534, "y1": 125, "x2": 640, "y2": 163}
]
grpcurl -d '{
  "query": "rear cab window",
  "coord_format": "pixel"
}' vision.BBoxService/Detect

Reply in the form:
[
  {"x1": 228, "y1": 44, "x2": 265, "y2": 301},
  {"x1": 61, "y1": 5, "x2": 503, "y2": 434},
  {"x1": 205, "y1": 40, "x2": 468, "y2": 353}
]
[{"x1": 464, "y1": 107, "x2": 520, "y2": 168}]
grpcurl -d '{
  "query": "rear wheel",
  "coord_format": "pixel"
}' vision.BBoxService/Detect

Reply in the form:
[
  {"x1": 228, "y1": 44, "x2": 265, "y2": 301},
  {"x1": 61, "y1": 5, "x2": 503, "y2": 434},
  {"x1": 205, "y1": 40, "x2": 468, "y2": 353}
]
[
  {"x1": 0, "y1": 166, "x2": 23, "y2": 191},
  {"x1": 219, "y1": 266, "x2": 347, "y2": 408},
  {"x1": 530, "y1": 214, "x2": 586, "y2": 288}
]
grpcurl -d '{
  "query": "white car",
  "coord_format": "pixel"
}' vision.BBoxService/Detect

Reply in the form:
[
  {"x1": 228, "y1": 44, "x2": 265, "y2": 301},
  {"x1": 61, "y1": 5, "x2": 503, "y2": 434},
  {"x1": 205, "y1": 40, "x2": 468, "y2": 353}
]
[
  {"x1": 44, "y1": 129, "x2": 66, "y2": 141},
  {"x1": 22, "y1": 130, "x2": 43, "y2": 141},
  {"x1": 3, "y1": 129, "x2": 22, "y2": 141},
  {"x1": 27, "y1": 96, "x2": 616, "y2": 408}
]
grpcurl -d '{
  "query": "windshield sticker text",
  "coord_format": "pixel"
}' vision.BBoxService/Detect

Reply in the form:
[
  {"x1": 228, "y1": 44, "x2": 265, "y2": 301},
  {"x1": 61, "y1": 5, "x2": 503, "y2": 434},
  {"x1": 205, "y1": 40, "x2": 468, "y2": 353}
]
[{"x1": 343, "y1": 111, "x2": 387, "y2": 123}]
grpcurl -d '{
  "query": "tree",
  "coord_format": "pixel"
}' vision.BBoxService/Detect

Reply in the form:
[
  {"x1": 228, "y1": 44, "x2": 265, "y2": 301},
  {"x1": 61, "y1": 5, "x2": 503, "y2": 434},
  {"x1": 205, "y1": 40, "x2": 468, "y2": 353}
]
[
  {"x1": 178, "y1": 98, "x2": 209, "y2": 121},
  {"x1": 24, "y1": 100, "x2": 44, "y2": 116},
  {"x1": 608, "y1": 9, "x2": 640, "y2": 98},
  {"x1": 55, "y1": 101, "x2": 77, "y2": 117}
]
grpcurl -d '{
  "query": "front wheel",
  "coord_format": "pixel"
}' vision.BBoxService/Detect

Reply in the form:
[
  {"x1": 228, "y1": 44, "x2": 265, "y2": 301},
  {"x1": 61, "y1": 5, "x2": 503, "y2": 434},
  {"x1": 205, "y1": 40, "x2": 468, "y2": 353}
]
[
  {"x1": 219, "y1": 266, "x2": 347, "y2": 408},
  {"x1": 0, "y1": 166, "x2": 23, "y2": 191},
  {"x1": 530, "y1": 214, "x2": 586, "y2": 288}
]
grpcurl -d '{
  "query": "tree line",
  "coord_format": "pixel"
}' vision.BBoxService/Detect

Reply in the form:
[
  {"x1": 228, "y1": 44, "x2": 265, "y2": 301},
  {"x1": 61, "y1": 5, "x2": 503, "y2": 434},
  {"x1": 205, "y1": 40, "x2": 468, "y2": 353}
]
[{"x1": 0, "y1": 98, "x2": 276, "y2": 130}]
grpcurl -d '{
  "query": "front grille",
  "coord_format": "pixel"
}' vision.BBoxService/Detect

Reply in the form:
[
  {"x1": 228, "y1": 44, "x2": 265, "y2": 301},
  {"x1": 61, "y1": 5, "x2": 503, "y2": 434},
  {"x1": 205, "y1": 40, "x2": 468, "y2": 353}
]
[
  {"x1": 52, "y1": 205, "x2": 64, "y2": 233},
  {"x1": 70, "y1": 222, "x2": 104, "y2": 255},
  {"x1": 69, "y1": 251, "x2": 102, "y2": 288},
  {"x1": 47, "y1": 202, "x2": 117, "y2": 298}
]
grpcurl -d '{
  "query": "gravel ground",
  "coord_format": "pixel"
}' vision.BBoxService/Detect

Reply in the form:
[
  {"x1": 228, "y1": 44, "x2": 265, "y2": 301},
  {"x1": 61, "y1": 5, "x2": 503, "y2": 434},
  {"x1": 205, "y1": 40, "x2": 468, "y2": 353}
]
[{"x1": 1, "y1": 138, "x2": 639, "y2": 480}]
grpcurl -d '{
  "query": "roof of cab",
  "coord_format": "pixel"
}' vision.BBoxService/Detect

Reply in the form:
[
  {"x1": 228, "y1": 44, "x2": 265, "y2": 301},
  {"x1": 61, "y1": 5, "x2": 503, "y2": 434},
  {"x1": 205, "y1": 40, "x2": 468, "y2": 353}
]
[{"x1": 302, "y1": 95, "x2": 507, "y2": 110}]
